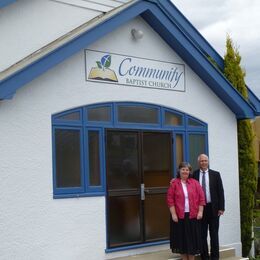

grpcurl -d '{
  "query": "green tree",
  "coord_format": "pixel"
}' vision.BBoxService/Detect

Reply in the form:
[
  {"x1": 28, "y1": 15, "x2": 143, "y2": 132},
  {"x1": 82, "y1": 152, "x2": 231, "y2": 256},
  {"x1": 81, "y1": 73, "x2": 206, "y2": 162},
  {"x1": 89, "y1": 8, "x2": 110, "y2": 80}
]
[{"x1": 224, "y1": 35, "x2": 258, "y2": 256}]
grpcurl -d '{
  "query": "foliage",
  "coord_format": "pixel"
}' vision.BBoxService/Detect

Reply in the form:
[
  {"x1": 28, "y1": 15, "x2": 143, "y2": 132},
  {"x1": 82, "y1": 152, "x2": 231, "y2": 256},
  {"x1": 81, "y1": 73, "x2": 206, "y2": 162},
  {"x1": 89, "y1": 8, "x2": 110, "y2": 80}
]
[
  {"x1": 224, "y1": 35, "x2": 258, "y2": 257},
  {"x1": 207, "y1": 55, "x2": 223, "y2": 72}
]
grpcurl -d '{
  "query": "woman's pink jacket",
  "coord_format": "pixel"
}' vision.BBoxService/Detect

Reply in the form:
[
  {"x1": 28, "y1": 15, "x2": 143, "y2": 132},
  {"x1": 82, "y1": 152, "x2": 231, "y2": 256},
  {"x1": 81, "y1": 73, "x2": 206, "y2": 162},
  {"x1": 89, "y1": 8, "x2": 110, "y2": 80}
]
[{"x1": 167, "y1": 178, "x2": 206, "y2": 219}]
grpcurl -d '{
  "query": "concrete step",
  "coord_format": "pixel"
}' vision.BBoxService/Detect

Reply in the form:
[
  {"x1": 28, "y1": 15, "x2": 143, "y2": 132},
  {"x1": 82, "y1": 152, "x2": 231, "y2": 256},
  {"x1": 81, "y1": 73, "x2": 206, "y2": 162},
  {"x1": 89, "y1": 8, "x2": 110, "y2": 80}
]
[
  {"x1": 112, "y1": 247, "x2": 248, "y2": 260},
  {"x1": 113, "y1": 250, "x2": 179, "y2": 260},
  {"x1": 222, "y1": 256, "x2": 249, "y2": 260},
  {"x1": 219, "y1": 247, "x2": 236, "y2": 258}
]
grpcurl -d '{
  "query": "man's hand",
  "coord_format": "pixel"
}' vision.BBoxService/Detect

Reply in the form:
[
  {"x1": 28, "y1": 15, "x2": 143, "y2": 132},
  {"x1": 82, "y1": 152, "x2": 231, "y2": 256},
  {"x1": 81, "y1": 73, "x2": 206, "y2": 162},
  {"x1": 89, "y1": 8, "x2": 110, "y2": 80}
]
[{"x1": 218, "y1": 210, "x2": 224, "y2": 216}]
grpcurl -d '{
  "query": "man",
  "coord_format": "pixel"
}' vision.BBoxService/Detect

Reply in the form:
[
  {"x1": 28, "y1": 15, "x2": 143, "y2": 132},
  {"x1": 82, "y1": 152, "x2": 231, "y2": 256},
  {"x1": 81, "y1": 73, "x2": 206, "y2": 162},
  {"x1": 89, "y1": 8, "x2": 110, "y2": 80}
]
[{"x1": 193, "y1": 154, "x2": 225, "y2": 260}]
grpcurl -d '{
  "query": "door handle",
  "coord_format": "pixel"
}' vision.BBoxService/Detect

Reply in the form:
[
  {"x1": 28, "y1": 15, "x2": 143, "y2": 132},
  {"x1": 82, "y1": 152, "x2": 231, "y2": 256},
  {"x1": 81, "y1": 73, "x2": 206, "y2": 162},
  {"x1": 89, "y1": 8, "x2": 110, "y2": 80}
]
[{"x1": 141, "y1": 183, "x2": 145, "y2": 200}]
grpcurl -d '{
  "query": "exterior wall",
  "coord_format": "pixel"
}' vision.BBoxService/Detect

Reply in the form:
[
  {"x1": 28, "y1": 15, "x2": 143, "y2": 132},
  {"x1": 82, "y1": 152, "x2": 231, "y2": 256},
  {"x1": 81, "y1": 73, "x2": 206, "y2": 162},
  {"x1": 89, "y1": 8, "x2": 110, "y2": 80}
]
[
  {"x1": 0, "y1": 17, "x2": 241, "y2": 259},
  {"x1": 0, "y1": 0, "x2": 100, "y2": 71}
]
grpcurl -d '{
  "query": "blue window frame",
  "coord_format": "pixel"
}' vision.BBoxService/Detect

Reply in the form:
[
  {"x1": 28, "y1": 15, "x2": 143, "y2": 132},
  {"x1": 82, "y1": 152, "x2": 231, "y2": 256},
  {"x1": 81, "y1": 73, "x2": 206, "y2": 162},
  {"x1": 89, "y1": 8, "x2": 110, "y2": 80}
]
[
  {"x1": 52, "y1": 126, "x2": 85, "y2": 195},
  {"x1": 52, "y1": 102, "x2": 208, "y2": 198}
]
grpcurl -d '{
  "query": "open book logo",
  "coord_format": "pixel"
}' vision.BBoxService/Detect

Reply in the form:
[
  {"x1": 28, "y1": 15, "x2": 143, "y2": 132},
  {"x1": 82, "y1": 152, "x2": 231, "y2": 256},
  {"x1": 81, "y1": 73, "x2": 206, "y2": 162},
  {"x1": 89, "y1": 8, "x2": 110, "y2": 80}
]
[{"x1": 88, "y1": 54, "x2": 118, "y2": 82}]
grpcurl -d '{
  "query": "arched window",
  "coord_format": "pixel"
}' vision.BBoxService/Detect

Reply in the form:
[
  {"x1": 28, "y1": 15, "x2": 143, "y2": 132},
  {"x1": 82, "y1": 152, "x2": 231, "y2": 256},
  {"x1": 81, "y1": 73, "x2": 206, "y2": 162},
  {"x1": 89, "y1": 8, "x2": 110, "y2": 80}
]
[{"x1": 52, "y1": 102, "x2": 208, "y2": 198}]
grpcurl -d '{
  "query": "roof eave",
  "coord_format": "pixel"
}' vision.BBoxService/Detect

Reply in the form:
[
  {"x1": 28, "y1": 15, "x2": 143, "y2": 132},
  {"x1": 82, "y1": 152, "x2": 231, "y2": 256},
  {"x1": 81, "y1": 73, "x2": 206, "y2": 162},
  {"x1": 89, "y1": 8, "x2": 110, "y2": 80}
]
[
  {"x1": 0, "y1": 0, "x2": 258, "y2": 119},
  {"x1": 0, "y1": 0, "x2": 16, "y2": 8}
]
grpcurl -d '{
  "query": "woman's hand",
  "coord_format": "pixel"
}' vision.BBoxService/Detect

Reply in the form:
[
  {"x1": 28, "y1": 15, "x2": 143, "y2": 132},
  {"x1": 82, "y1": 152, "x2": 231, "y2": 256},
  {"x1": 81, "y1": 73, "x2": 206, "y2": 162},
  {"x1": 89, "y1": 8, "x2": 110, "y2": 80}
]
[
  {"x1": 197, "y1": 211, "x2": 203, "y2": 220},
  {"x1": 170, "y1": 178, "x2": 175, "y2": 185},
  {"x1": 171, "y1": 213, "x2": 178, "y2": 222}
]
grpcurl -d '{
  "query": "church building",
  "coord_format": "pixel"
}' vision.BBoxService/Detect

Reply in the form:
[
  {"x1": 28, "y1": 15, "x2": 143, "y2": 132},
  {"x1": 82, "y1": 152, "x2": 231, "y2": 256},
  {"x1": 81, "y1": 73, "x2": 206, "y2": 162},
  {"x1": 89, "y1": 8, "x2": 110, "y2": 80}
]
[{"x1": 0, "y1": 0, "x2": 259, "y2": 259}]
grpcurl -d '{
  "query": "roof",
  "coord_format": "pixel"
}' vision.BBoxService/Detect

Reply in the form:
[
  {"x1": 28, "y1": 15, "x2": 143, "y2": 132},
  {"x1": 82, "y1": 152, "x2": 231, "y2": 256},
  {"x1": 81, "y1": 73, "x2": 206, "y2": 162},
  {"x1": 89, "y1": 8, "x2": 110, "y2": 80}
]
[
  {"x1": 53, "y1": 0, "x2": 131, "y2": 12},
  {"x1": 0, "y1": 0, "x2": 259, "y2": 118},
  {"x1": 0, "y1": 0, "x2": 16, "y2": 8}
]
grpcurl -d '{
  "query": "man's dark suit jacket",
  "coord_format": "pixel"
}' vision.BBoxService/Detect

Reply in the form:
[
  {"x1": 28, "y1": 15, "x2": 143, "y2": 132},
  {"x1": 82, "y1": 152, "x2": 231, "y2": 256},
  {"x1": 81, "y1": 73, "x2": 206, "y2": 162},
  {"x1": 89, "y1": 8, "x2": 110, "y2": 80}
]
[{"x1": 193, "y1": 169, "x2": 225, "y2": 217}]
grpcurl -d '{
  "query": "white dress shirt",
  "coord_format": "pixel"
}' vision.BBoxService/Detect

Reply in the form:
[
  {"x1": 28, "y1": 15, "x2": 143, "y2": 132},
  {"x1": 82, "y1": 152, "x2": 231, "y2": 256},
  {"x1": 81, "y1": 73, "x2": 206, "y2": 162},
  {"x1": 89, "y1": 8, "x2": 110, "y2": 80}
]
[{"x1": 199, "y1": 169, "x2": 211, "y2": 203}]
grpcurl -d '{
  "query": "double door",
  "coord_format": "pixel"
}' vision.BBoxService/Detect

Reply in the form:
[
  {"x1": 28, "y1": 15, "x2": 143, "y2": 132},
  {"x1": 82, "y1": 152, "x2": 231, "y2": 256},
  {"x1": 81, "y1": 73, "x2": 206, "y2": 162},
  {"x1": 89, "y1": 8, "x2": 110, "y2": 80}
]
[{"x1": 106, "y1": 130, "x2": 172, "y2": 248}]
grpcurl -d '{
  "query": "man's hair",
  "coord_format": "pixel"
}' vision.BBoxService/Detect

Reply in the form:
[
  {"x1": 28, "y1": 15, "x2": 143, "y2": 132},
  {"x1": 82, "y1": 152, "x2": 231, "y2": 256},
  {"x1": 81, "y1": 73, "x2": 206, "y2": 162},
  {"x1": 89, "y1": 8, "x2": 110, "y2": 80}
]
[{"x1": 197, "y1": 153, "x2": 209, "y2": 162}]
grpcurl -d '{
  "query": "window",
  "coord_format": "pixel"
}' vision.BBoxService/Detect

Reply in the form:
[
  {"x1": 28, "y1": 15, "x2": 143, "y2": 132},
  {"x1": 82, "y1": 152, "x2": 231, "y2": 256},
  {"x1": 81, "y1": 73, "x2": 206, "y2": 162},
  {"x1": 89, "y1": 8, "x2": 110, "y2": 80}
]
[
  {"x1": 117, "y1": 105, "x2": 159, "y2": 124},
  {"x1": 52, "y1": 102, "x2": 208, "y2": 198},
  {"x1": 52, "y1": 108, "x2": 104, "y2": 198},
  {"x1": 164, "y1": 111, "x2": 183, "y2": 126},
  {"x1": 188, "y1": 117, "x2": 204, "y2": 127},
  {"x1": 88, "y1": 130, "x2": 101, "y2": 187},
  {"x1": 57, "y1": 111, "x2": 81, "y2": 121},
  {"x1": 55, "y1": 129, "x2": 82, "y2": 188},
  {"x1": 87, "y1": 106, "x2": 111, "y2": 122},
  {"x1": 188, "y1": 133, "x2": 207, "y2": 170},
  {"x1": 175, "y1": 134, "x2": 184, "y2": 169}
]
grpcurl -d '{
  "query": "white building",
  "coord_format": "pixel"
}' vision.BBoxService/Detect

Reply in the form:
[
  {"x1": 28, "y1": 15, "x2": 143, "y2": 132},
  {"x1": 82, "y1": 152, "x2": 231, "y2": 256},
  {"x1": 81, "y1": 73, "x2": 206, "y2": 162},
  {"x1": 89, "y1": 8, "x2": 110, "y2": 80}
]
[{"x1": 0, "y1": 0, "x2": 259, "y2": 259}]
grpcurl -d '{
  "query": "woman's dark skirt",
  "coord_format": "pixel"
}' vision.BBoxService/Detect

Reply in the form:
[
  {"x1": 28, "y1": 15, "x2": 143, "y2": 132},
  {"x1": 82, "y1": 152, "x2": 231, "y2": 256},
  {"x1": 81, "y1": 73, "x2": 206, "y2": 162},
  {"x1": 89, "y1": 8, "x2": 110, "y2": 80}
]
[{"x1": 170, "y1": 213, "x2": 202, "y2": 255}]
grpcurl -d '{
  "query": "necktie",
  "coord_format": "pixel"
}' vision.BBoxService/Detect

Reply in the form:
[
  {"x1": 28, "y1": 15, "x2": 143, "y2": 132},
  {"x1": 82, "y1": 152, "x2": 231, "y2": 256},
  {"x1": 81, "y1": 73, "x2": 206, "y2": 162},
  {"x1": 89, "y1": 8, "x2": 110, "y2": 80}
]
[{"x1": 202, "y1": 171, "x2": 207, "y2": 202}]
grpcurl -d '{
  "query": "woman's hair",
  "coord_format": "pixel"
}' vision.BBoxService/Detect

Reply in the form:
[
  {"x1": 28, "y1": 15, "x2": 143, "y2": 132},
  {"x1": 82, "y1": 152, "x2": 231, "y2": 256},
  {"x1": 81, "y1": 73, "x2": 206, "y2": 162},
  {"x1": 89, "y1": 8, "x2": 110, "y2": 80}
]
[{"x1": 176, "y1": 162, "x2": 192, "y2": 178}]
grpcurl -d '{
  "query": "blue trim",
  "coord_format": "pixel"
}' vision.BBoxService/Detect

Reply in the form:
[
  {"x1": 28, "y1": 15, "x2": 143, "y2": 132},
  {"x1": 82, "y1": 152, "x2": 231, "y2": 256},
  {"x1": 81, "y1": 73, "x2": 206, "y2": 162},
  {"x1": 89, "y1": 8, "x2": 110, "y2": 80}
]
[
  {"x1": 146, "y1": 0, "x2": 223, "y2": 68},
  {"x1": 52, "y1": 101, "x2": 208, "y2": 251},
  {"x1": 52, "y1": 126, "x2": 85, "y2": 195},
  {"x1": 247, "y1": 86, "x2": 260, "y2": 115},
  {"x1": 86, "y1": 128, "x2": 105, "y2": 192},
  {"x1": 53, "y1": 192, "x2": 105, "y2": 199},
  {"x1": 0, "y1": 0, "x2": 16, "y2": 8},
  {"x1": 141, "y1": 5, "x2": 257, "y2": 118},
  {"x1": 53, "y1": 108, "x2": 82, "y2": 126},
  {"x1": 0, "y1": 1, "x2": 149, "y2": 99},
  {"x1": 105, "y1": 240, "x2": 169, "y2": 253},
  {"x1": 0, "y1": 0, "x2": 259, "y2": 117},
  {"x1": 52, "y1": 102, "x2": 207, "y2": 199}
]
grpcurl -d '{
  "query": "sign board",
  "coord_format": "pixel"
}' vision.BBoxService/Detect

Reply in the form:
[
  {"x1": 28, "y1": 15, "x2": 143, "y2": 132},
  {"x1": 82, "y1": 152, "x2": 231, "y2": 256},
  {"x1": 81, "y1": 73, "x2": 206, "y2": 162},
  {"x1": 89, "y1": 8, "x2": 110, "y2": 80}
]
[{"x1": 85, "y1": 50, "x2": 185, "y2": 92}]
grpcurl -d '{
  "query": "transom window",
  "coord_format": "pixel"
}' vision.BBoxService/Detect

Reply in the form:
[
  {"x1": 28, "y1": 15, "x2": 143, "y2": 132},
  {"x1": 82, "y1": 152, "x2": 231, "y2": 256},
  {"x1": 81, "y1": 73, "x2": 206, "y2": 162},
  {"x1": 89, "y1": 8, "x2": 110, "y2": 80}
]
[{"x1": 52, "y1": 102, "x2": 208, "y2": 198}]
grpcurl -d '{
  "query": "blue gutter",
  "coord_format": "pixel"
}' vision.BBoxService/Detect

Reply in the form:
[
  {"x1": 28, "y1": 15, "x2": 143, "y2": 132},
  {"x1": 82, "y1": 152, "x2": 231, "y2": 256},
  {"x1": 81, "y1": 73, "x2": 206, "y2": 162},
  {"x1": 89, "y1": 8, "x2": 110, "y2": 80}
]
[
  {"x1": 0, "y1": 0, "x2": 259, "y2": 117},
  {"x1": 0, "y1": 0, "x2": 16, "y2": 8}
]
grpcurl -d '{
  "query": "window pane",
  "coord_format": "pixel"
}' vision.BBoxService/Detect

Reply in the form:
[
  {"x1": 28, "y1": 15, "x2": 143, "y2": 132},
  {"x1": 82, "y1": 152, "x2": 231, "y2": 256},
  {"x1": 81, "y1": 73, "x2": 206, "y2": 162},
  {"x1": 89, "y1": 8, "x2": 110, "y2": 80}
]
[
  {"x1": 176, "y1": 134, "x2": 183, "y2": 171},
  {"x1": 118, "y1": 105, "x2": 158, "y2": 124},
  {"x1": 165, "y1": 111, "x2": 183, "y2": 126},
  {"x1": 87, "y1": 106, "x2": 111, "y2": 122},
  {"x1": 143, "y1": 132, "x2": 171, "y2": 187},
  {"x1": 88, "y1": 131, "x2": 101, "y2": 186},
  {"x1": 55, "y1": 129, "x2": 81, "y2": 188},
  {"x1": 56, "y1": 112, "x2": 80, "y2": 121},
  {"x1": 109, "y1": 195, "x2": 141, "y2": 247},
  {"x1": 188, "y1": 118, "x2": 203, "y2": 127},
  {"x1": 145, "y1": 194, "x2": 169, "y2": 241},
  {"x1": 189, "y1": 134, "x2": 206, "y2": 170},
  {"x1": 107, "y1": 131, "x2": 139, "y2": 190}
]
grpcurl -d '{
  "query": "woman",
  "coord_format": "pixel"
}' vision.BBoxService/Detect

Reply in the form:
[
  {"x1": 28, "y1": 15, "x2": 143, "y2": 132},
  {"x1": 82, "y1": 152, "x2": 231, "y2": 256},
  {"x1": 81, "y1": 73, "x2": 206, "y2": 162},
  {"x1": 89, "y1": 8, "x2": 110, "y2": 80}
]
[{"x1": 167, "y1": 162, "x2": 205, "y2": 260}]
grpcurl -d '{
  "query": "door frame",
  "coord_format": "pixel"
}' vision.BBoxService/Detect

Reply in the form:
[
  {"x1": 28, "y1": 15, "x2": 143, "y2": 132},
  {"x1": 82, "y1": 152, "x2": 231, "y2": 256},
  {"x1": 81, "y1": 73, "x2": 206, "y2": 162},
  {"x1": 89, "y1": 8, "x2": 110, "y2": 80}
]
[
  {"x1": 105, "y1": 128, "x2": 173, "y2": 249},
  {"x1": 52, "y1": 102, "x2": 208, "y2": 251}
]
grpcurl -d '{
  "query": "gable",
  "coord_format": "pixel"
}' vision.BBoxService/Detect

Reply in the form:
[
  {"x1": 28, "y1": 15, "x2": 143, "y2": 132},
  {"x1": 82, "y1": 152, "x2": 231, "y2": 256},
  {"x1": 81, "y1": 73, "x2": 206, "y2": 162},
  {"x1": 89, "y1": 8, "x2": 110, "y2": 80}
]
[{"x1": 0, "y1": 0, "x2": 259, "y2": 118}]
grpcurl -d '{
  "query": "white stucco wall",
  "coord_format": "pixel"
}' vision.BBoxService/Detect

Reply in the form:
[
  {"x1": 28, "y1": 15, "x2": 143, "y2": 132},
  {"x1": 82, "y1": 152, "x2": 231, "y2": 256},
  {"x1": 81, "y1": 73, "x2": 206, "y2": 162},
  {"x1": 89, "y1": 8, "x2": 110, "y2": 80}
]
[
  {"x1": 0, "y1": 17, "x2": 241, "y2": 259},
  {"x1": 0, "y1": 0, "x2": 100, "y2": 71}
]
